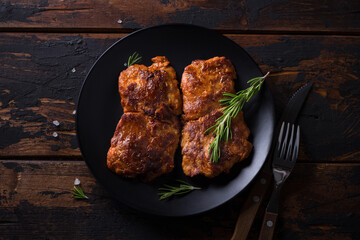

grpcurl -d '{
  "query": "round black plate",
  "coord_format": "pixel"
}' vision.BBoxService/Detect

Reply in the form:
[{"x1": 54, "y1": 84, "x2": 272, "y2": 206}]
[{"x1": 76, "y1": 24, "x2": 275, "y2": 216}]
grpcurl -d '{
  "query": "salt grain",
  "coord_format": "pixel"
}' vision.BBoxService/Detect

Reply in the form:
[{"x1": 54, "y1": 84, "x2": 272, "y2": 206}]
[
  {"x1": 71, "y1": 68, "x2": 76, "y2": 73},
  {"x1": 73, "y1": 110, "x2": 76, "y2": 115},
  {"x1": 53, "y1": 120, "x2": 60, "y2": 126},
  {"x1": 53, "y1": 132, "x2": 58, "y2": 138},
  {"x1": 74, "y1": 178, "x2": 81, "y2": 185},
  {"x1": 117, "y1": 19, "x2": 123, "y2": 24}
]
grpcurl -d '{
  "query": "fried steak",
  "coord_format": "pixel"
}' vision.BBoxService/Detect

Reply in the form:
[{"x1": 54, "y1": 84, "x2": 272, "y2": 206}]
[
  {"x1": 107, "y1": 57, "x2": 181, "y2": 181},
  {"x1": 118, "y1": 56, "x2": 181, "y2": 120},
  {"x1": 181, "y1": 56, "x2": 236, "y2": 121},
  {"x1": 181, "y1": 57, "x2": 253, "y2": 178},
  {"x1": 107, "y1": 113, "x2": 180, "y2": 181}
]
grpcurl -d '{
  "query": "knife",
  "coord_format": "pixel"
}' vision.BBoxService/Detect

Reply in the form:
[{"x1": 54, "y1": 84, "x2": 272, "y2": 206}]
[{"x1": 231, "y1": 82, "x2": 313, "y2": 240}]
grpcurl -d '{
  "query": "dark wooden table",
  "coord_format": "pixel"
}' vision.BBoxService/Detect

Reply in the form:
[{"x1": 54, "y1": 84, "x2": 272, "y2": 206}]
[{"x1": 1, "y1": 1, "x2": 360, "y2": 239}]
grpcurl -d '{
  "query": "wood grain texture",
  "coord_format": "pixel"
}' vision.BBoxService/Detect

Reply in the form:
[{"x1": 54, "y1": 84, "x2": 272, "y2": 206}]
[
  {"x1": 0, "y1": 0, "x2": 360, "y2": 33},
  {"x1": 259, "y1": 211, "x2": 278, "y2": 240},
  {"x1": 231, "y1": 170, "x2": 272, "y2": 240},
  {"x1": 1, "y1": 33, "x2": 359, "y2": 161},
  {"x1": 0, "y1": 160, "x2": 359, "y2": 239},
  {"x1": 1, "y1": 1, "x2": 358, "y2": 239},
  {"x1": 0, "y1": 33, "x2": 117, "y2": 157}
]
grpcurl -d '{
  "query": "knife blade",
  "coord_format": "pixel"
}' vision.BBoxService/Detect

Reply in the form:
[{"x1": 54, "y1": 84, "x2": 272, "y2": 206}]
[
  {"x1": 278, "y1": 82, "x2": 313, "y2": 124},
  {"x1": 262, "y1": 82, "x2": 313, "y2": 171},
  {"x1": 231, "y1": 82, "x2": 313, "y2": 240}
]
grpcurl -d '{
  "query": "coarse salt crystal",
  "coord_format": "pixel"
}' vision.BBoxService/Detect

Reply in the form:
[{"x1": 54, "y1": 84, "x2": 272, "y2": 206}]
[
  {"x1": 74, "y1": 178, "x2": 81, "y2": 185},
  {"x1": 53, "y1": 120, "x2": 60, "y2": 126},
  {"x1": 53, "y1": 132, "x2": 58, "y2": 138}
]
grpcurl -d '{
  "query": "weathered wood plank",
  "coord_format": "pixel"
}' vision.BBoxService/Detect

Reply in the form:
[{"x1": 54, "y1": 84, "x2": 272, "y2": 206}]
[
  {"x1": 0, "y1": 0, "x2": 360, "y2": 33},
  {"x1": 0, "y1": 160, "x2": 359, "y2": 239},
  {"x1": 0, "y1": 33, "x2": 118, "y2": 157},
  {"x1": 1, "y1": 33, "x2": 360, "y2": 161}
]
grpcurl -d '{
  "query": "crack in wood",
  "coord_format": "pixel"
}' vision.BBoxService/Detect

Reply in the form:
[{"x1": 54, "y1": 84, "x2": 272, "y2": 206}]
[
  {"x1": 0, "y1": 221, "x2": 19, "y2": 226},
  {"x1": 41, "y1": 8, "x2": 94, "y2": 12}
]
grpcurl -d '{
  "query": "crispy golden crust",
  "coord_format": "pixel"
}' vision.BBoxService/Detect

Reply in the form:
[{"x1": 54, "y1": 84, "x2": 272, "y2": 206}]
[
  {"x1": 181, "y1": 56, "x2": 252, "y2": 177},
  {"x1": 119, "y1": 56, "x2": 182, "y2": 120},
  {"x1": 107, "y1": 112, "x2": 180, "y2": 182},
  {"x1": 181, "y1": 56, "x2": 236, "y2": 121},
  {"x1": 181, "y1": 110, "x2": 252, "y2": 178},
  {"x1": 108, "y1": 56, "x2": 182, "y2": 181}
]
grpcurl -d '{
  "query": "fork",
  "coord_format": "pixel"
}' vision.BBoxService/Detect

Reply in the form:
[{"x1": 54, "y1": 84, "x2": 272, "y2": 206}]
[{"x1": 258, "y1": 122, "x2": 300, "y2": 240}]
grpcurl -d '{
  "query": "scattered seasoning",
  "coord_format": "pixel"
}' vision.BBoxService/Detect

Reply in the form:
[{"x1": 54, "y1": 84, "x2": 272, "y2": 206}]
[
  {"x1": 74, "y1": 178, "x2": 81, "y2": 186},
  {"x1": 71, "y1": 186, "x2": 88, "y2": 199},
  {"x1": 52, "y1": 120, "x2": 60, "y2": 126},
  {"x1": 52, "y1": 132, "x2": 58, "y2": 138},
  {"x1": 117, "y1": 19, "x2": 123, "y2": 24},
  {"x1": 158, "y1": 180, "x2": 201, "y2": 200},
  {"x1": 71, "y1": 68, "x2": 76, "y2": 73},
  {"x1": 127, "y1": 52, "x2": 142, "y2": 67},
  {"x1": 72, "y1": 110, "x2": 76, "y2": 115},
  {"x1": 71, "y1": 178, "x2": 88, "y2": 199}
]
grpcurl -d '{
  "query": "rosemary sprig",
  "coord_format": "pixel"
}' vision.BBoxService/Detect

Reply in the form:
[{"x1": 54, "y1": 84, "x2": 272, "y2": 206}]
[
  {"x1": 71, "y1": 186, "x2": 89, "y2": 199},
  {"x1": 205, "y1": 72, "x2": 270, "y2": 163},
  {"x1": 158, "y1": 180, "x2": 201, "y2": 200},
  {"x1": 127, "y1": 52, "x2": 142, "y2": 67}
]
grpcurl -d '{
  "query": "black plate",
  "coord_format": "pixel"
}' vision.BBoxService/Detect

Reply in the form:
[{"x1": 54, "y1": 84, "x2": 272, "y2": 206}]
[{"x1": 76, "y1": 24, "x2": 275, "y2": 216}]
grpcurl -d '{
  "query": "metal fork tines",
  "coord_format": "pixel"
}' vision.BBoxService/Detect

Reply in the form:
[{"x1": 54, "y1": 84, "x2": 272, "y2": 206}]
[
  {"x1": 268, "y1": 122, "x2": 300, "y2": 213},
  {"x1": 259, "y1": 122, "x2": 300, "y2": 240}
]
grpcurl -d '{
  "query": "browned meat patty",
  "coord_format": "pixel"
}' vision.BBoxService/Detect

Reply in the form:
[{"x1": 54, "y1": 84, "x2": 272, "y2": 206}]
[
  {"x1": 181, "y1": 56, "x2": 252, "y2": 178},
  {"x1": 107, "y1": 56, "x2": 182, "y2": 181},
  {"x1": 181, "y1": 110, "x2": 252, "y2": 178},
  {"x1": 119, "y1": 56, "x2": 182, "y2": 120},
  {"x1": 181, "y1": 56, "x2": 236, "y2": 121},
  {"x1": 107, "y1": 112, "x2": 180, "y2": 182}
]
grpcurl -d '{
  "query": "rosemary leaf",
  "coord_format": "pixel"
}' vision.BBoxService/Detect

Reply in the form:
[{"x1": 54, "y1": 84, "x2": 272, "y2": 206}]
[
  {"x1": 158, "y1": 180, "x2": 201, "y2": 200},
  {"x1": 206, "y1": 72, "x2": 270, "y2": 163},
  {"x1": 127, "y1": 52, "x2": 142, "y2": 67},
  {"x1": 71, "y1": 186, "x2": 89, "y2": 199}
]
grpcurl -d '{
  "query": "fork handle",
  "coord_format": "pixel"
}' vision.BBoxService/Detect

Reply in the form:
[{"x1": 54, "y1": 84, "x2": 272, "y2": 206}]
[{"x1": 258, "y1": 211, "x2": 278, "y2": 240}]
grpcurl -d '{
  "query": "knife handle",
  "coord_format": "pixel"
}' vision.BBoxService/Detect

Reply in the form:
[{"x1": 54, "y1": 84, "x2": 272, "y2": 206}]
[
  {"x1": 231, "y1": 171, "x2": 272, "y2": 240},
  {"x1": 258, "y1": 211, "x2": 278, "y2": 240}
]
